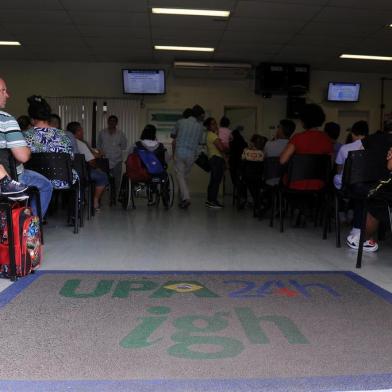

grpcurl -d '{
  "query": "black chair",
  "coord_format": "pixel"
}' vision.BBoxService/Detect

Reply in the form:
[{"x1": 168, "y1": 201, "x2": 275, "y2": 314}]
[
  {"x1": 95, "y1": 158, "x2": 116, "y2": 206},
  {"x1": 336, "y1": 150, "x2": 390, "y2": 267},
  {"x1": 72, "y1": 154, "x2": 93, "y2": 224},
  {"x1": 25, "y1": 152, "x2": 80, "y2": 234},
  {"x1": 278, "y1": 154, "x2": 331, "y2": 237}
]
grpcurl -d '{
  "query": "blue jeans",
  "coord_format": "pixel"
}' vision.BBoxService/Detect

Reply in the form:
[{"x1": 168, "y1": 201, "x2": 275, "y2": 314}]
[{"x1": 19, "y1": 169, "x2": 53, "y2": 217}]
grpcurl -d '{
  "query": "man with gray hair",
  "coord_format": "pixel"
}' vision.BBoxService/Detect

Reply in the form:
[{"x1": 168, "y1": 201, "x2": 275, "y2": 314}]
[{"x1": 172, "y1": 104, "x2": 205, "y2": 209}]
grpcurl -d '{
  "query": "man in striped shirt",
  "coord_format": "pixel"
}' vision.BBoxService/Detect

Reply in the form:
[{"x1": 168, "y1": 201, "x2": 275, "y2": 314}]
[{"x1": 0, "y1": 78, "x2": 31, "y2": 199}]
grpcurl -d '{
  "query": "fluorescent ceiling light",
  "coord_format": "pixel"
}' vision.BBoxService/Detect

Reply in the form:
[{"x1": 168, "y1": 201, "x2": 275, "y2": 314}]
[
  {"x1": 174, "y1": 61, "x2": 251, "y2": 69},
  {"x1": 155, "y1": 45, "x2": 214, "y2": 52},
  {"x1": 152, "y1": 8, "x2": 230, "y2": 17},
  {"x1": 340, "y1": 53, "x2": 392, "y2": 61},
  {"x1": 0, "y1": 41, "x2": 21, "y2": 46}
]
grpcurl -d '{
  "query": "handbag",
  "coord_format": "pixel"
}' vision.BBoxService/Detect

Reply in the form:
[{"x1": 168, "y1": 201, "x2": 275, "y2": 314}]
[{"x1": 195, "y1": 152, "x2": 211, "y2": 172}]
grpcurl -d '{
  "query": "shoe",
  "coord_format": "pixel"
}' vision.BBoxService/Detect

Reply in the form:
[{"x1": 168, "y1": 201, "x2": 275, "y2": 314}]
[
  {"x1": 205, "y1": 201, "x2": 222, "y2": 209},
  {"x1": 179, "y1": 199, "x2": 190, "y2": 209},
  {"x1": 346, "y1": 234, "x2": 379, "y2": 252},
  {"x1": 214, "y1": 201, "x2": 224, "y2": 208},
  {"x1": 6, "y1": 192, "x2": 29, "y2": 201},
  {"x1": 0, "y1": 179, "x2": 28, "y2": 195}
]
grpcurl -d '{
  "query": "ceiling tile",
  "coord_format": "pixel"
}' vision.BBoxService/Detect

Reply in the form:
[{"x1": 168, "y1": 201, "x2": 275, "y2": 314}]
[
  {"x1": 84, "y1": 38, "x2": 151, "y2": 50},
  {"x1": 68, "y1": 11, "x2": 149, "y2": 27},
  {"x1": 327, "y1": 0, "x2": 392, "y2": 9},
  {"x1": 0, "y1": 0, "x2": 62, "y2": 10},
  {"x1": 315, "y1": 6, "x2": 391, "y2": 25},
  {"x1": 227, "y1": 17, "x2": 305, "y2": 33},
  {"x1": 60, "y1": 0, "x2": 148, "y2": 12},
  {"x1": 152, "y1": 28, "x2": 223, "y2": 41},
  {"x1": 300, "y1": 22, "x2": 381, "y2": 37},
  {"x1": 233, "y1": 1, "x2": 322, "y2": 20},
  {"x1": 78, "y1": 25, "x2": 150, "y2": 39},
  {"x1": 0, "y1": 10, "x2": 72, "y2": 24},
  {"x1": 222, "y1": 30, "x2": 293, "y2": 44}
]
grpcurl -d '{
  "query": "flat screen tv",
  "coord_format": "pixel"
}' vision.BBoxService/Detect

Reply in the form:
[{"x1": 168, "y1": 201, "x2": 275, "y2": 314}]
[
  {"x1": 327, "y1": 82, "x2": 360, "y2": 102},
  {"x1": 122, "y1": 69, "x2": 165, "y2": 94}
]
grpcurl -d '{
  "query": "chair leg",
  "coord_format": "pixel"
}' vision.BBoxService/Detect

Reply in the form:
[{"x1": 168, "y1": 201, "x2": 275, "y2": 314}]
[
  {"x1": 279, "y1": 190, "x2": 284, "y2": 233},
  {"x1": 269, "y1": 190, "x2": 275, "y2": 227},
  {"x1": 356, "y1": 202, "x2": 367, "y2": 268},
  {"x1": 79, "y1": 188, "x2": 85, "y2": 228},
  {"x1": 388, "y1": 205, "x2": 392, "y2": 233},
  {"x1": 74, "y1": 186, "x2": 79, "y2": 234},
  {"x1": 335, "y1": 194, "x2": 341, "y2": 248},
  {"x1": 322, "y1": 195, "x2": 328, "y2": 240}
]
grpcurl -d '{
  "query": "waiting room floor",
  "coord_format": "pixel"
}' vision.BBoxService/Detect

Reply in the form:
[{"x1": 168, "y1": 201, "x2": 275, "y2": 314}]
[{"x1": 1, "y1": 194, "x2": 392, "y2": 293}]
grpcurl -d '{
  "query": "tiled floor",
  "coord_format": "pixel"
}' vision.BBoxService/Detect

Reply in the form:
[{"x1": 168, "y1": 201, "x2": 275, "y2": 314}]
[{"x1": 1, "y1": 194, "x2": 392, "y2": 293}]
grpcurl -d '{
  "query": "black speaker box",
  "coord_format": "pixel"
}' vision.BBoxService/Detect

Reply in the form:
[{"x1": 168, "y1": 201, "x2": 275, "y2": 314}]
[
  {"x1": 255, "y1": 63, "x2": 310, "y2": 95},
  {"x1": 287, "y1": 64, "x2": 310, "y2": 95},
  {"x1": 287, "y1": 96, "x2": 306, "y2": 119},
  {"x1": 255, "y1": 63, "x2": 288, "y2": 94}
]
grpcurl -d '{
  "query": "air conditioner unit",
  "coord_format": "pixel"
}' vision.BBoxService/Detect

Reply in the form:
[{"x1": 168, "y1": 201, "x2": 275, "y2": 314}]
[{"x1": 173, "y1": 61, "x2": 252, "y2": 79}]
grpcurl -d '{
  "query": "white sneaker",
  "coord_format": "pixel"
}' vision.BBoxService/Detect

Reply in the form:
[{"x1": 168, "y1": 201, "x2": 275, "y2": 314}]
[{"x1": 346, "y1": 234, "x2": 379, "y2": 252}]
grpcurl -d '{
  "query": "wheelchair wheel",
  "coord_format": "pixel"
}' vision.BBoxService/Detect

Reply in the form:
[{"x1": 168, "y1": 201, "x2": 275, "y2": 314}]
[{"x1": 161, "y1": 173, "x2": 174, "y2": 209}]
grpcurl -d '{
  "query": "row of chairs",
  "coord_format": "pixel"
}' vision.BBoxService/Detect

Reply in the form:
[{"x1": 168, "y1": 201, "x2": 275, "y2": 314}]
[
  {"x1": 23, "y1": 153, "x2": 114, "y2": 234},
  {"x1": 235, "y1": 153, "x2": 391, "y2": 268}
]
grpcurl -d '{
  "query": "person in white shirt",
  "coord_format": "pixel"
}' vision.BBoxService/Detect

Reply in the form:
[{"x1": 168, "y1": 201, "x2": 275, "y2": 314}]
[{"x1": 67, "y1": 122, "x2": 109, "y2": 211}]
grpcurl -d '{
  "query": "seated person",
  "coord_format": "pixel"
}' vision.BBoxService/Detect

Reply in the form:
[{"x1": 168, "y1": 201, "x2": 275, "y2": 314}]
[
  {"x1": 324, "y1": 121, "x2": 342, "y2": 160},
  {"x1": 132, "y1": 124, "x2": 167, "y2": 169},
  {"x1": 334, "y1": 120, "x2": 369, "y2": 190},
  {"x1": 360, "y1": 147, "x2": 392, "y2": 252},
  {"x1": 280, "y1": 104, "x2": 333, "y2": 190},
  {"x1": 0, "y1": 164, "x2": 28, "y2": 200},
  {"x1": 24, "y1": 95, "x2": 78, "y2": 189},
  {"x1": 333, "y1": 121, "x2": 369, "y2": 249},
  {"x1": 66, "y1": 122, "x2": 109, "y2": 212},
  {"x1": 50, "y1": 113, "x2": 79, "y2": 154},
  {"x1": 17, "y1": 115, "x2": 32, "y2": 132},
  {"x1": 130, "y1": 124, "x2": 167, "y2": 206},
  {"x1": 264, "y1": 119, "x2": 296, "y2": 186},
  {"x1": 238, "y1": 134, "x2": 266, "y2": 214},
  {"x1": 333, "y1": 121, "x2": 369, "y2": 246}
]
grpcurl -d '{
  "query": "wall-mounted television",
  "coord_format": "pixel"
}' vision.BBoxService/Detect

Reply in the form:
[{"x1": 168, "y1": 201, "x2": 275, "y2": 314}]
[
  {"x1": 122, "y1": 69, "x2": 166, "y2": 95},
  {"x1": 327, "y1": 82, "x2": 360, "y2": 102}
]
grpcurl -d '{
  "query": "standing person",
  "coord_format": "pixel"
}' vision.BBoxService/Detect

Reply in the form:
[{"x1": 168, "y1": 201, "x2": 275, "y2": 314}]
[
  {"x1": 205, "y1": 117, "x2": 227, "y2": 209},
  {"x1": 97, "y1": 115, "x2": 127, "y2": 199},
  {"x1": 0, "y1": 79, "x2": 53, "y2": 213},
  {"x1": 172, "y1": 104, "x2": 205, "y2": 209},
  {"x1": 218, "y1": 116, "x2": 232, "y2": 151}
]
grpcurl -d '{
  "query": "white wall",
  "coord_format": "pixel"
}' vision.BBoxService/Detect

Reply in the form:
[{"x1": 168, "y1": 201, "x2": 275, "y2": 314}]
[{"x1": 2, "y1": 61, "x2": 392, "y2": 193}]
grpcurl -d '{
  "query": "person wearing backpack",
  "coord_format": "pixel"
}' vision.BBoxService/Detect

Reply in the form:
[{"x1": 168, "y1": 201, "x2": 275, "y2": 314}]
[{"x1": 128, "y1": 124, "x2": 166, "y2": 206}]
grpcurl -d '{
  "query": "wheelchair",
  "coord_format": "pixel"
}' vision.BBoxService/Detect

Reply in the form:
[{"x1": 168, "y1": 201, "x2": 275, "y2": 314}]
[{"x1": 119, "y1": 171, "x2": 175, "y2": 210}]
